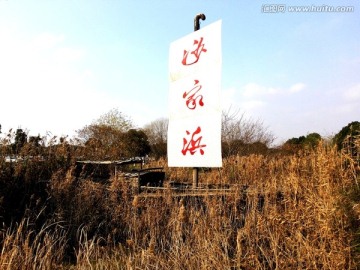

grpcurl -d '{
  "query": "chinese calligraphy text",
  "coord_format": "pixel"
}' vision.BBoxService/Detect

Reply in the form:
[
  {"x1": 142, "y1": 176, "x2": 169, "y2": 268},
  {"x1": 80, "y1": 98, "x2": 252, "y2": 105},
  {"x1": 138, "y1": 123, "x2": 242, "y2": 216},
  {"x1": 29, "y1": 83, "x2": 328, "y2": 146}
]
[{"x1": 181, "y1": 126, "x2": 206, "y2": 155}]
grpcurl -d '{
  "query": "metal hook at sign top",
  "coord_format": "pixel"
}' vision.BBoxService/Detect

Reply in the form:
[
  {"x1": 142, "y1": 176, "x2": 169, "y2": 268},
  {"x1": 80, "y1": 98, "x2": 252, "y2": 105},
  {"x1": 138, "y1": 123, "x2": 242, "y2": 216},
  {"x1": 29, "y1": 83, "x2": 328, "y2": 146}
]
[{"x1": 194, "y1": 13, "x2": 206, "y2": 31}]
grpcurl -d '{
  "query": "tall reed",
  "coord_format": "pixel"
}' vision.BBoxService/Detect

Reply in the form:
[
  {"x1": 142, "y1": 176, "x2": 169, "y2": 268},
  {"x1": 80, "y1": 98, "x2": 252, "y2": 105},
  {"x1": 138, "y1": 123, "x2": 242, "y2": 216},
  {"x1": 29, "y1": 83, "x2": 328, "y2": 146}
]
[{"x1": 0, "y1": 139, "x2": 359, "y2": 269}]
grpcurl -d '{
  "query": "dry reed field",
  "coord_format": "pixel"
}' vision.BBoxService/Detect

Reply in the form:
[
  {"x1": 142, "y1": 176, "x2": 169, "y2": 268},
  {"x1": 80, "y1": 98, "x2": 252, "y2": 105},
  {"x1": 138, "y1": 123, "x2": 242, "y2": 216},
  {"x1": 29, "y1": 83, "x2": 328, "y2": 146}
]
[{"x1": 0, "y1": 139, "x2": 359, "y2": 269}]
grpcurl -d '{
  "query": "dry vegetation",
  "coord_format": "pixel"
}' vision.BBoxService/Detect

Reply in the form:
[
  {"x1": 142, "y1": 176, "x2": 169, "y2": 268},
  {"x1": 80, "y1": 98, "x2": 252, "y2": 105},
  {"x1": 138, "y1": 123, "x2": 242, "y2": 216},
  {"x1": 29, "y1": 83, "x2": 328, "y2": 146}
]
[{"x1": 0, "y1": 138, "x2": 359, "y2": 269}]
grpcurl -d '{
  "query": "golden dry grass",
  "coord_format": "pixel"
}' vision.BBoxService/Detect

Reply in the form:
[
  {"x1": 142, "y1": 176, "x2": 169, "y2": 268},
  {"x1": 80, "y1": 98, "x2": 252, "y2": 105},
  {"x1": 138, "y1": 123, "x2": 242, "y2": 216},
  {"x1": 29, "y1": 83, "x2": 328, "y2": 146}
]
[{"x1": 1, "y1": 140, "x2": 359, "y2": 269}]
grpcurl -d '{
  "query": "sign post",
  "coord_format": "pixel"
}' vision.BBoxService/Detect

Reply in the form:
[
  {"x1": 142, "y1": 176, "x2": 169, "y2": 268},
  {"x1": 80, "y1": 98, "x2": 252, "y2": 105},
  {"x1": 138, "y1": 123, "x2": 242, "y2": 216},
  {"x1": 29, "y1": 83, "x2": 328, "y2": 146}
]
[
  {"x1": 192, "y1": 14, "x2": 206, "y2": 188},
  {"x1": 168, "y1": 14, "x2": 222, "y2": 188}
]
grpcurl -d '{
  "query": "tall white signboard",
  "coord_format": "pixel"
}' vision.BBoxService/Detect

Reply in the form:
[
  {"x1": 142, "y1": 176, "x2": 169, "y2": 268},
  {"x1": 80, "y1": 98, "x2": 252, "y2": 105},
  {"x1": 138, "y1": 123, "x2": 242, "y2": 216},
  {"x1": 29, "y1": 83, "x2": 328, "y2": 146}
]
[{"x1": 168, "y1": 20, "x2": 222, "y2": 167}]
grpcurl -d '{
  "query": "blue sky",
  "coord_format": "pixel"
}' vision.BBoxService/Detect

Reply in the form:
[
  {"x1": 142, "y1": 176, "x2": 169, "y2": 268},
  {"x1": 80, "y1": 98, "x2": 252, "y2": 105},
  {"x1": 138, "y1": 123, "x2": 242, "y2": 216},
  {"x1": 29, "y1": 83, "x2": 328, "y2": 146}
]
[{"x1": 0, "y1": 0, "x2": 359, "y2": 145}]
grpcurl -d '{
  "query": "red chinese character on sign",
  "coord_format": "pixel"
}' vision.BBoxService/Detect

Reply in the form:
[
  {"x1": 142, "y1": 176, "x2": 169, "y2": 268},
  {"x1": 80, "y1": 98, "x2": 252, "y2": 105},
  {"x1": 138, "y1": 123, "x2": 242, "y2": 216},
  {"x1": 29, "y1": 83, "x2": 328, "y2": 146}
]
[
  {"x1": 183, "y1": 79, "x2": 204, "y2": 110},
  {"x1": 181, "y1": 126, "x2": 206, "y2": 155},
  {"x1": 182, "y1": 37, "x2": 207, "y2": 66}
]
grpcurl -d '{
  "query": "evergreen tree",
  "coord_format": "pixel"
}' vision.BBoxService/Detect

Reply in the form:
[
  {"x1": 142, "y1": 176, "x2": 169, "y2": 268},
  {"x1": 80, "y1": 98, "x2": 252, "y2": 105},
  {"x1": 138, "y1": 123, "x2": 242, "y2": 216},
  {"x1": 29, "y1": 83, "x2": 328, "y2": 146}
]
[{"x1": 333, "y1": 121, "x2": 360, "y2": 150}]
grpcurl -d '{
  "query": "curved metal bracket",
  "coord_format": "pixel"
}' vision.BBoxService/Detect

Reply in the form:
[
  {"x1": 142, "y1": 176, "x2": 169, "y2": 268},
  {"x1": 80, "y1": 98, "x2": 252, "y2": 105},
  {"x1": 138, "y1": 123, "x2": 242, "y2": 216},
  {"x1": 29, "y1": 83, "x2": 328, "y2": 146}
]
[{"x1": 194, "y1": 13, "x2": 206, "y2": 31}]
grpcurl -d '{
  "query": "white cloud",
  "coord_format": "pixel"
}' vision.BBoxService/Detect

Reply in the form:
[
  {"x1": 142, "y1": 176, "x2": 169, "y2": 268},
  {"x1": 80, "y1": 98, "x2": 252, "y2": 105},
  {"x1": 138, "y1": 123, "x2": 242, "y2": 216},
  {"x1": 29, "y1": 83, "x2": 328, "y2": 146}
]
[
  {"x1": 242, "y1": 83, "x2": 277, "y2": 97},
  {"x1": 0, "y1": 27, "x2": 170, "y2": 136},
  {"x1": 221, "y1": 87, "x2": 237, "y2": 109},
  {"x1": 0, "y1": 29, "x2": 106, "y2": 136},
  {"x1": 240, "y1": 100, "x2": 265, "y2": 111},
  {"x1": 221, "y1": 82, "x2": 306, "y2": 115},
  {"x1": 289, "y1": 83, "x2": 306, "y2": 93},
  {"x1": 240, "y1": 82, "x2": 305, "y2": 100},
  {"x1": 242, "y1": 83, "x2": 265, "y2": 97}
]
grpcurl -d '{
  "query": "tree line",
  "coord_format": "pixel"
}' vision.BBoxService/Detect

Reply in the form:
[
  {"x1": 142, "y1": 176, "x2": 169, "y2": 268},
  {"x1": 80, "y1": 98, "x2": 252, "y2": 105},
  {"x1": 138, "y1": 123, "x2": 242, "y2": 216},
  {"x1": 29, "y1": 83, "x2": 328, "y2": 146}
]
[{"x1": 1, "y1": 109, "x2": 359, "y2": 161}]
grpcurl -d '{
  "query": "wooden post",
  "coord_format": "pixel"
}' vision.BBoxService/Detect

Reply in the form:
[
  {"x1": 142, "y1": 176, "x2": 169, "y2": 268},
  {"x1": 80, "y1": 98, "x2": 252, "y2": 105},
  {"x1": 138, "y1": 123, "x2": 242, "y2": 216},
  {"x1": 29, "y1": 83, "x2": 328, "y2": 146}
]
[
  {"x1": 137, "y1": 171, "x2": 141, "y2": 194},
  {"x1": 192, "y1": 13, "x2": 206, "y2": 189},
  {"x1": 192, "y1": 167, "x2": 199, "y2": 189}
]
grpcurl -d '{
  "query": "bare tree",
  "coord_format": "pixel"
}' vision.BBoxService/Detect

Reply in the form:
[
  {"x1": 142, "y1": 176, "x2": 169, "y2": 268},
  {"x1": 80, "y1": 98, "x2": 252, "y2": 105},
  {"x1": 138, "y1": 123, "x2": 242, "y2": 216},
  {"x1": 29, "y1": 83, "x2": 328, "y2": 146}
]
[
  {"x1": 222, "y1": 107, "x2": 275, "y2": 156},
  {"x1": 143, "y1": 118, "x2": 168, "y2": 159},
  {"x1": 143, "y1": 118, "x2": 168, "y2": 145}
]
